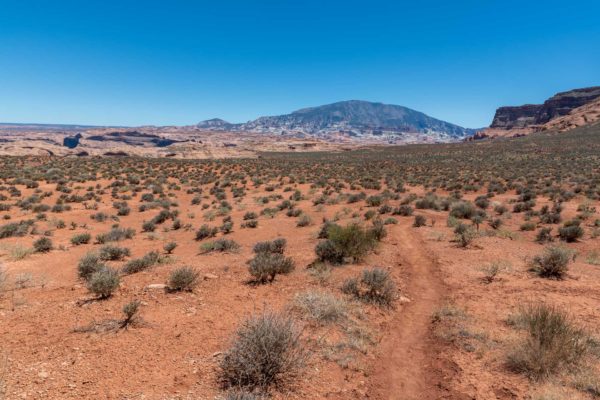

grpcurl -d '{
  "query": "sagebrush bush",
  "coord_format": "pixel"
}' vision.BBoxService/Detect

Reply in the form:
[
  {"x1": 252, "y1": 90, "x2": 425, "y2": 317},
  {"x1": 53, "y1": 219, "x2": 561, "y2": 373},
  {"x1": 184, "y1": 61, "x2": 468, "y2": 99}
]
[
  {"x1": 96, "y1": 227, "x2": 135, "y2": 244},
  {"x1": 168, "y1": 266, "x2": 200, "y2": 291},
  {"x1": 195, "y1": 224, "x2": 218, "y2": 241},
  {"x1": 315, "y1": 223, "x2": 375, "y2": 264},
  {"x1": 0, "y1": 220, "x2": 34, "y2": 239},
  {"x1": 292, "y1": 290, "x2": 347, "y2": 324},
  {"x1": 253, "y1": 238, "x2": 286, "y2": 255},
  {"x1": 99, "y1": 245, "x2": 130, "y2": 261},
  {"x1": 78, "y1": 253, "x2": 106, "y2": 281},
  {"x1": 87, "y1": 267, "x2": 120, "y2": 298},
  {"x1": 535, "y1": 227, "x2": 553, "y2": 243},
  {"x1": 507, "y1": 303, "x2": 589, "y2": 379},
  {"x1": 219, "y1": 311, "x2": 304, "y2": 390},
  {"x1": 558, "y1": 220, "x2": 584, "y2": 242},
  {"x1": 341, "y1": 268, "x2": 396, "y2": 307},
  {"x1": 531, "y1": 246, "x2": 572, "y2": 279},
  {"x1": 121, "y1": 300, "x2": 141, "y2": 328},
  {"x1": 163, "y1": 241, "x2": 177, "y2": 254},
  {"x1": 393, "y1": 205, "x2": 413, "y2": 216},
  {"x1": 296, "y1": 214, "x2": 311, "y2": 227},
  {"x1": 122, "y1": 251, "x2": 162, "y2": 275},
  {"x1": 413, "y1": 215, "x2": 427, "y2": 227},
  {"x1": 248, "y1": 252, "x2": 295, "y2": 283},
  {"x1": 33, "y1": 237, "x2": 52, "y2": 253},
  {"x1": 200, "y1": 238, "x2": 240, "y2": 253},
  {"x1": 454, "y1": 223, "x2": 476, "y2": 247},
  {"x1": 71, "y1": 232, "x2": 91, "y2": 245},
  {"x1": 449, "y1": 201, "x2": 477, "y2": 219}
]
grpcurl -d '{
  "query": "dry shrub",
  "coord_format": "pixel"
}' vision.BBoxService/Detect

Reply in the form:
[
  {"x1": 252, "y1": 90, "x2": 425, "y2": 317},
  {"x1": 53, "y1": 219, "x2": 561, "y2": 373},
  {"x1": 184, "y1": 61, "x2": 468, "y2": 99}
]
[
  {"x1": 77, "y1": 252, "x2": 106, "y2": 281},
  {"x1": 219, "y1": 311, "x2": 305, "y2": 391},
  {"x1": 342, "y1": 268, "x2": 396, "y2": 307},
  {"x1": 507, "y1": 303, "x2": 589, "y2": 380},
  {"x1": 292, "y1": 290, "x2": 347, "y2": 324},
  {"x1": 168, "y1": 266, "x2": 200, "y2": 291},
  {"x1": 87, "y1": 268, "x2": 120, "y2": 299},
  {"x1": 530, "y1": 246, "x2": 572, "y2": 279}
]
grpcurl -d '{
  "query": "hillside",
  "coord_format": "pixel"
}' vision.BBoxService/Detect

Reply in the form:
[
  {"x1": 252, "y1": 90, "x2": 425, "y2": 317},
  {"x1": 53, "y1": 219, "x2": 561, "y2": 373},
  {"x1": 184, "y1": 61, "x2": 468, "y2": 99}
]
[{"x1": 198, "y1": 100, "x2": 474, "y2": 142}]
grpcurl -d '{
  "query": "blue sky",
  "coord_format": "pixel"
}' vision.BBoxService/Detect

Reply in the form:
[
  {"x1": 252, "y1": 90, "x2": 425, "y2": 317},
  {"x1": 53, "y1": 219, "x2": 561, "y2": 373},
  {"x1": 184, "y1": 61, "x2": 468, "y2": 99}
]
[{"x1": 1, "y1": 0, "x2": 599, "y2": 128}]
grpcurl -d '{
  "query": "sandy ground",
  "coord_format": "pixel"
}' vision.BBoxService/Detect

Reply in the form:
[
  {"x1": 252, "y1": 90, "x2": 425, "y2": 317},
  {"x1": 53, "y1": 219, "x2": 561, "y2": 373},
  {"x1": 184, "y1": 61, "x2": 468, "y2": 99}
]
[{"x1": 0, "y1": 179, "x2": 599, "y2": 399}]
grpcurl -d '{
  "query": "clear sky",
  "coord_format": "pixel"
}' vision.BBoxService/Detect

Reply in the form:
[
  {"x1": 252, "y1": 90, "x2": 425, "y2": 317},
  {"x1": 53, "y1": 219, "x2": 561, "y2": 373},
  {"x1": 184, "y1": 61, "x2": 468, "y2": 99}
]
[{"x1": 1, "y1": 0, "x2": 599, "y2": 128}]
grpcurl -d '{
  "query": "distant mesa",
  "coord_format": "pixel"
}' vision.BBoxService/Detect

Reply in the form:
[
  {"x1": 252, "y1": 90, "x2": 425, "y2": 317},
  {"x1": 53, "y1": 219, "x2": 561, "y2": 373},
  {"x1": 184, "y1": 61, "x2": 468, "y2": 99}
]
[
  {"x1": 86, "y1": 131, "x2": 180, "y2": 147},
  {"x1": 63, "y1": 133, "x2": 82, "y2": 149},
  {"x1": 475, "y1": 86, "x2": 600, "y2": 139}
]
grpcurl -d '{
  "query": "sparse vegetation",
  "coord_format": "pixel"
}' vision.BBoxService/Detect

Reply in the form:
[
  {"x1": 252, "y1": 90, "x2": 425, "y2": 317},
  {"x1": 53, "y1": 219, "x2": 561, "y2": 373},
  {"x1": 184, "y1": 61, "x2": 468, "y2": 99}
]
[
  {"x1": 507, "y1": 303, "x2": 590, "y2": 380},
  {"x1": 168, "y1": 266, "x2": 200, "y2": 291},
  {"x1": 219, "y1": 311, "x2": 305, "y2": 391},
  {"x1": 530, "y1": 246, "x2": 573, "y2": 279},
  {"x1": 341, "y1": 268, "x2": 396, "y2": 307}
]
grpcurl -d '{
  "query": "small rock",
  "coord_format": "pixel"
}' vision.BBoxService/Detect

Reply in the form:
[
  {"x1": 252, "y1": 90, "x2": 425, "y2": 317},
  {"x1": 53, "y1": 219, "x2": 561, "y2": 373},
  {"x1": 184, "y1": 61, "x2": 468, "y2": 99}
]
[
  {"x1": 38, "y1": 371, "x2": 49, "y2": 379},
  {"x1": 146, "y1": 283, "x2": 167, "y2": 290},
  {"x1": 203, "y1": 273, "x2": 218, "y2": 280},
  {"x1": 398, "y1": 296, "x2": 412, "y2": 304}
]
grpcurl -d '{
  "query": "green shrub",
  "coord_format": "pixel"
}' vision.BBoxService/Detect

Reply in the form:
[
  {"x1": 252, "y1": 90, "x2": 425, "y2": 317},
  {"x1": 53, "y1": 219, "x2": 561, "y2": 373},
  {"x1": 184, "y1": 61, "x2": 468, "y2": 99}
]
[
  {"x1": 71, "y1": 232, "x2": 91, "y2": 245},
  {"x1": 220, "y1": 221, "x2": 234, "y2": 234},
  {"x1": 142, "y1": 220, "x2": 156, "y2": 232},
  {"x1": 96, "y1": 227, "x2": 135, "y2": 244},
  {"x1": 248, "y1": 252, "x2": 295, "y2": 283},
  {"x1": 99, "y1": 245, "x2": 130, "y2": 261},
  {"x1": 520, "y1": 222, "x2": 536, "y2": 231},
  {"x1": 33, "y1": 237, "x2": 53, "y2": 253},
  {"x1": 454, "y1": 223, "x2": 476, "y2": 247},
  {"x1": 531, "y1": 246, "x2": 572, "y2": 279},
  {"x1": 200, "y1": 239, "x2": 240, "y2": 254},
  {"x1": 0, "y1": 220, "x2": 34, "y2": 239},
  {"x1": 449, "y1": 201, "x2": 477, "y2": 219},
  {"x1": 315, "y1": 223, "x2": 375, "y2": 264},
  {"x1": 413, "y1": 215, "x2": 427, "y2": 227},
  {"x1": 558, "y1": 220, "x2": 584, "y2": 242},
  {"x1": 535, "y1": 227, "x2": 553, "y2": 243},
  {"x1": 370, "y1": 219, "x2": 387, "y2": 240},
  {"x1": 121, "y1": 300, "x2": 141, "y2": 328},
  {"x1": 243, "y1": 211, "x2": 258, "y2": 220},
  {"x1": 78, "y1": 252, "x2": 106, "y2": 281},
  {"x1": 195, "y1": 224, "x2": 218, "y2": 241},
  {"x1": 164, "y1": 241, "x2": 177, "y2": 254},
  {"x1": 253, "y1": 238, "x2": 286, "y2": 254},
  {"x1": 122, "y1": 251, "x2": 162, "y2": 275},
  {"x1": 168, "y1": 266, "x2": 200, "y2": 291},
  {"x1": 219, "y1": 311, "x2": 304, "y2": 390},
  {"x1": 392, "y1": 205, "x2": 413, "y2": 216},
  {"x1": 241, "y1": 219, "x2": 258, "y2": 228},
  {"x1": 87, "y1": 268, "x2": 120, "y2": 298},
  {"x1": 365, "y1": 195, "x2": 383, "y2": 207}
]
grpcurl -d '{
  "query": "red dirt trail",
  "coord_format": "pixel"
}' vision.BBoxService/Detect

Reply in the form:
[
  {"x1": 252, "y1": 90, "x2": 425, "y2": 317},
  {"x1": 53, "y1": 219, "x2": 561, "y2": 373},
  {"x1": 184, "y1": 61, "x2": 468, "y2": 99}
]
[{"x1": 367, "y1": 224, "x2": 468, "y2": 400}]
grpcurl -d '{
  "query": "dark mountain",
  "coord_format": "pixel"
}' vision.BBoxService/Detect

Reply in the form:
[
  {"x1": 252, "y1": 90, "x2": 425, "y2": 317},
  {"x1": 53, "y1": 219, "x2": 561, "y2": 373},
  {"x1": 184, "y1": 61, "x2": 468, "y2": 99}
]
[
  {"x1": 196, "y1": 118, "x2": 234, "y2": 130},
  {"x1": 196, "y1": 100, "x2": 474, "y2": 140},
  {"x1": 238, "y1": 100, "x2": 472, "y2": 138}
]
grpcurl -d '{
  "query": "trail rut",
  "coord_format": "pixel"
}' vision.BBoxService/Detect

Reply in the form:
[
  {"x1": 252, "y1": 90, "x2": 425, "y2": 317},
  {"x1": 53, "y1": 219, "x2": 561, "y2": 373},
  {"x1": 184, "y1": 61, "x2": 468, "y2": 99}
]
[{"x1": 367, "y1": 224, "x2": 461, "y2": 399}]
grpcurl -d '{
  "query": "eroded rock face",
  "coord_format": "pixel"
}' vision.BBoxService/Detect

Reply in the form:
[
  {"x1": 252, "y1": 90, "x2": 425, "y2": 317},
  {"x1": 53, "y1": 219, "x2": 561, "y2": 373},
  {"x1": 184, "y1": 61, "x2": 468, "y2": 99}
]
[
  {"x1": 490, "y1": 105, "x2": 542, "y2": 129},
  {"x1": 481, "y1": 87, "x2": 600, "y2": 138}
]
